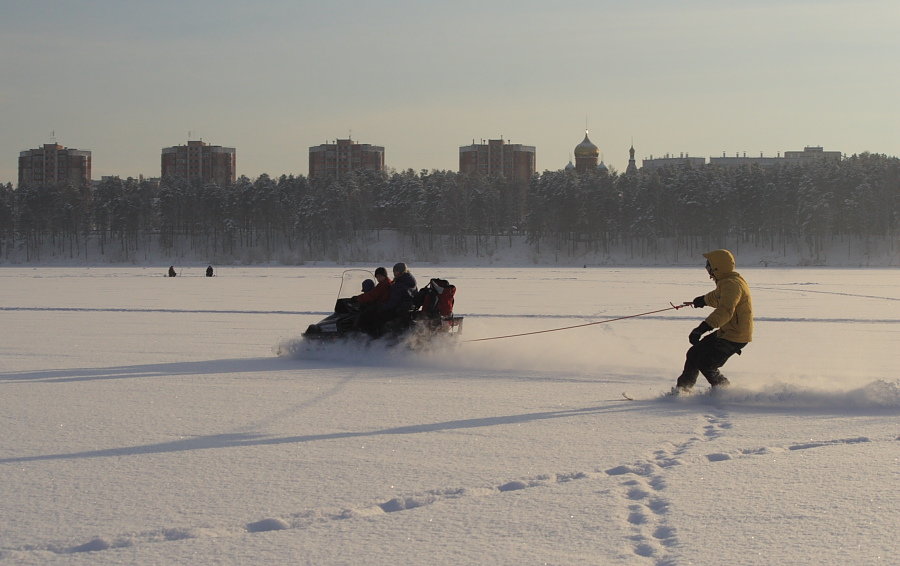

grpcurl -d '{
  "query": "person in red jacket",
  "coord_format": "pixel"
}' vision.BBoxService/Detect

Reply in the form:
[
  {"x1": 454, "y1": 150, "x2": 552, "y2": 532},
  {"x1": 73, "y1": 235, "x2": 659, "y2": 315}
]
[{"x1": 354, "y1": 266, "x2": 392, "y2": 305}]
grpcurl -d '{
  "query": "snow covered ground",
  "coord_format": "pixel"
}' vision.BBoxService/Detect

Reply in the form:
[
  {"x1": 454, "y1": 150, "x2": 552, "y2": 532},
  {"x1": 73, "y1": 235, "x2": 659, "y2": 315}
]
[{"x1": 1, "y1": 265, "x2": 897, "y2": 565}]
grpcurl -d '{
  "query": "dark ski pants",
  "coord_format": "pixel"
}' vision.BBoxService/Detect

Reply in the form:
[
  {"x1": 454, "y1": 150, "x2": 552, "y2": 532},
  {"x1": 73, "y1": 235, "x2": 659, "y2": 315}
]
[
  {"x1": 359, "y1": 306, "x2": 407, "y2": 338},
  {"x1": 358, "y1": 307, "x2": 387, "y2": 337},
  {"x1": 677, "y1": 333, "x2": 746, "y2": 389}
]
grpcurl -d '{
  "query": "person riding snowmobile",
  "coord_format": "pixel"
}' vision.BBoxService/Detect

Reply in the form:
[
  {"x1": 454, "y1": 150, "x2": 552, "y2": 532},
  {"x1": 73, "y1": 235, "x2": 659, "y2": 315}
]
[
  {"x1": 360, "y1": 263, "x2": 417, "y2": 337},
  {"x1": 353, "y1": 266, "x2": 392, "y2": 306}
]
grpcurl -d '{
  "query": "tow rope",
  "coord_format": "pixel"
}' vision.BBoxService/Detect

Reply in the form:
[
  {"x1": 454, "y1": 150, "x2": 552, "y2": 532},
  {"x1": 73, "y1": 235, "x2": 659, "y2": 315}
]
[{"x1": 463, "y1": 302, "x2": 691, "y2": 343}]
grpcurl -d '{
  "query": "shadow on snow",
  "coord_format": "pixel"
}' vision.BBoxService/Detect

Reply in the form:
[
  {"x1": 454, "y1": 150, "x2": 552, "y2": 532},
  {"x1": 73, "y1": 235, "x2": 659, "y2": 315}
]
[{"x1": 0, "y1": 404, "x2": 637, "y2": 465}]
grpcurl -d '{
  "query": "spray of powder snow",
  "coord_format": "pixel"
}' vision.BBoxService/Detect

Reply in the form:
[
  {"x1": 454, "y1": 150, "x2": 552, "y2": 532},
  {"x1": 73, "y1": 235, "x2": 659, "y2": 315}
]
[
  {"x1": 662, "y1": 380, "x2": 900, "y2": 411},
  {"x1": 274, "y1": 320, "x2": 631, "y2": 374},
  {"x1": 275, "y1": 311, "x2": 899, "y2": 412},
  {"x1": 274, "y1": 328, "x2": 473, "y2": 368}
]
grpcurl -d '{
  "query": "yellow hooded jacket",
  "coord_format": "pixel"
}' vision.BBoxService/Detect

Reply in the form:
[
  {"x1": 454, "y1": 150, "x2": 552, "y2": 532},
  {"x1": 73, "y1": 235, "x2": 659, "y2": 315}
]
[{"x1": 702, "y1": 249, "x2": 753, "y2": 343}]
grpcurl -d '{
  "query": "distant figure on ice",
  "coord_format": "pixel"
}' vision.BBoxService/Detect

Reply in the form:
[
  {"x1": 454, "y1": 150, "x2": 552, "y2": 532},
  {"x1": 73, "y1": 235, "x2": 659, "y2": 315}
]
[
  {"x1": 673, "y1": 249, "x2": 753, "y2": 394},
  {"x1": 206, "y1": 265, "x2": 214, "y2": 277},
  {"x1": 168, "y1": 266, "x2": 177, "y2": 277}
]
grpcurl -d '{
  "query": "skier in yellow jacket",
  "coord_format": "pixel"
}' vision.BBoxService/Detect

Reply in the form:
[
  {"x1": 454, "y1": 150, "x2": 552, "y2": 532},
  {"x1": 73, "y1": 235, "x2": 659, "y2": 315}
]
[{"x1": 675, "y1": 249, "x2": 753, "y2": 394}]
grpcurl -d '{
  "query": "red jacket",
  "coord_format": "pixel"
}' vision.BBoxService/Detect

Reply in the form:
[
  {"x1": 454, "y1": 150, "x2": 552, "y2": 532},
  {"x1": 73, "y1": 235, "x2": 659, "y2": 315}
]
[{"x1": 356, "y1": 279, "x2": 391, "y2": 304}]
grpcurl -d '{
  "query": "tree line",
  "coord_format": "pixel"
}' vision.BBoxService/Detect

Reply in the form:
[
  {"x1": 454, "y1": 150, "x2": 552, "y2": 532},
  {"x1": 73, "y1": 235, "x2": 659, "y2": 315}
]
[{"x1": 0, "y1": 152, "x2": 897, "y2": 263}]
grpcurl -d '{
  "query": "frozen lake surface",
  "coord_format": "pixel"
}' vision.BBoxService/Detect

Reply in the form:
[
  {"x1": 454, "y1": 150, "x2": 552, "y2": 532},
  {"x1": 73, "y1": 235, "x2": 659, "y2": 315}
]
[{"x1": 1, "y1": 265, "x2": 897, "y2": 565}]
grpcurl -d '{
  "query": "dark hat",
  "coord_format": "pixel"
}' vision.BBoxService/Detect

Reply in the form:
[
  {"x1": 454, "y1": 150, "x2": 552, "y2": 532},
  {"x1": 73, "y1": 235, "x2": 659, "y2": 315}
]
[
  {"x1": 374, "y1": 266, "x2": 388, "y2": 277},
  {"x1": 362, "y1": 279, "x2": 375, "y2": 292}
]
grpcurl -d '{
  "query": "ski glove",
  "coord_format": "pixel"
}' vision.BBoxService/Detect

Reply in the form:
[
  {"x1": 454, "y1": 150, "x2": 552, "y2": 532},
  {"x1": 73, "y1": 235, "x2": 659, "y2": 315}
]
[
  {"x1": 692, "y1": 295, "x2": 706, "y2": 308},
  {"x1": 689, "y1": 321, "x2": 713, "y2": 345}
]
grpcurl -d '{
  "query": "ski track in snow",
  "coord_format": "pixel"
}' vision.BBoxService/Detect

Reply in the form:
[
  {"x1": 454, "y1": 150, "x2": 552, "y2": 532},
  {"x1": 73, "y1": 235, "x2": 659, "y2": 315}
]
[
  {"x1": 754, "y1": 285, "x2": 900, "y2": 302},
  {"x1": 2, "y1": 402, "x2": 897, "y2": 563}
]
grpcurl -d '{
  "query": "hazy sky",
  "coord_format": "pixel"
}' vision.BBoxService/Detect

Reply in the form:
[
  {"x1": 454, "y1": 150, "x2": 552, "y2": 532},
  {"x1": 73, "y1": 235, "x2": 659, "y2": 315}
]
[{"x1": 2, "y1": 0, "x2": 898, "y2": 184}]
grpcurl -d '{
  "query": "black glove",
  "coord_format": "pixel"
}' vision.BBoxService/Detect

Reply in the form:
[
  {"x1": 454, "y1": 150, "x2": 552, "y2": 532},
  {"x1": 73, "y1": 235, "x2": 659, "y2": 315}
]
[
  {"x1": 689, "y1": 321, "x2": 713, "y2": 345},
  {"x1": 692, "y1": 295, "x2": 706, "y2": 308}
]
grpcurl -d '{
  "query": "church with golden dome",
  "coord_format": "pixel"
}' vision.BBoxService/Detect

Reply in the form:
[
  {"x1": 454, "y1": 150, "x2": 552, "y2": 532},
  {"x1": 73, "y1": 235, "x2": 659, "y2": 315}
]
[
  {"x1": 569, "y1": 130, "x2": 638, "y2": 175},
  {"x1": 573, "y1": 130, "x2": 600, "y2": 173}
]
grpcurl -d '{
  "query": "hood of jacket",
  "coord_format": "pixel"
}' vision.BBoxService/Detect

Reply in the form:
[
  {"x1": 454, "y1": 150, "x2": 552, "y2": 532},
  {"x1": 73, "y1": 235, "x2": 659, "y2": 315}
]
[
  {"x1": 703, "y1": 249, "x2": 735, "y2": 281},
  {"x1": 701, "y1": 249, "x2": 753, "y2": 342},
  {"x1": 394, "y1": 271, "x2": 416, "y2": 289}
]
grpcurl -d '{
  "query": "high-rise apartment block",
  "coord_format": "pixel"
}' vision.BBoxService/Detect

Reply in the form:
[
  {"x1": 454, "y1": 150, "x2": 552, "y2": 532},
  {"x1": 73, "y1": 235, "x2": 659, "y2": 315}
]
[
  {"x1": 161, "y1": 140, "x2": 236, "y2": 185},
  {"x1": 459, "y1": 138, "x2": 536, "y2": 184},
  {"x1": 18, "y1": 143, "x2": 91, "y2": 188},
  {"x1": 308, "y1": 138, "x2": 385, "y2": 180}
]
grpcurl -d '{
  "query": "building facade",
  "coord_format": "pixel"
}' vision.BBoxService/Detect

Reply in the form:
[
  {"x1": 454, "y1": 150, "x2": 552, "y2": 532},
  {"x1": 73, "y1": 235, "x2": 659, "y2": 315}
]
[
  {"x1": 308, "y1": 138, "x2": 385, "y2": 180},
  {"x1": 161, "y1": 140, "x2": 236, "y2": 185},
  {"x1": 459, "y1": 138, "x2": 536, "y2": 184},
  {"x1": 641, "y1": 153, "x2": 706, "y2": 171},
  {"x1": 18, "y1": 143, "x2": 92, "y2": 188},
  {"x1": 709, "y1": 152, "x2": 782, "y2": 168},
  {"x1": 783, "y1": 146, "x2": 842, "y2": 165},
  {"x1": 709, "y1": 147, "x2": 842, "y2": 169}
]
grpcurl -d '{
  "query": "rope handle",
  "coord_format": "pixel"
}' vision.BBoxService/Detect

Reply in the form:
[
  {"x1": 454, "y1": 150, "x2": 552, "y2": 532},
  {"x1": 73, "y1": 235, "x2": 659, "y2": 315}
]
[{"x1": 464, "y1": 302, "x2": 691, "y2": 343}]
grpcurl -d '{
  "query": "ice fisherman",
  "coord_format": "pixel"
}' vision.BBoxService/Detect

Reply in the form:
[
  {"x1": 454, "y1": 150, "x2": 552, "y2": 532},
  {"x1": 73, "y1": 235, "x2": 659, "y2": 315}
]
[
  {"x1": 206, "y1": 265, "x2": 214, "y2": 277},
  {"x1": 674, "y1": 249, "x2": 753, "y2": 394},
  {"x1": 168, "y1": 266, "x2": 177, "y2": 277}
]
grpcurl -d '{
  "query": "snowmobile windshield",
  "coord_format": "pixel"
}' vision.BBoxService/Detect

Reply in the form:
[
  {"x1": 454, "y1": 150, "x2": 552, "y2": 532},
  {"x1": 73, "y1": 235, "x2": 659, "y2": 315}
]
[{"x1": 336, "y1": 269, "x2": 375, "y2": 300}]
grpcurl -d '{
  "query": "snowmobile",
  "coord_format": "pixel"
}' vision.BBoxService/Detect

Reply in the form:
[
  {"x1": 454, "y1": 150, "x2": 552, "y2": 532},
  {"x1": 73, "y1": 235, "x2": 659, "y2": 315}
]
[{"x1": 302, "y1": 269, "x2": 464, "y2": 345}]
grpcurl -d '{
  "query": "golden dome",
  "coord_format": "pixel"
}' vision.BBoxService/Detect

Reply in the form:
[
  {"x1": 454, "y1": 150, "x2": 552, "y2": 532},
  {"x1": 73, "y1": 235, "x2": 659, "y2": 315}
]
[{"x1": 574, "y1": 131, "x2": 600, "y2": 158}]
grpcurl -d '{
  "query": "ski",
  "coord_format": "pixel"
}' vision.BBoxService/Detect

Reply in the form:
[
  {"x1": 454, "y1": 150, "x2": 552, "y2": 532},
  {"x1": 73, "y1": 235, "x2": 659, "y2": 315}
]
[
  {"x1": 621, "y1": 388, "x2": 722, "y2": 401},
  {"x1": 621, "y1": 389, "x2": 700, "y2": 401}
]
